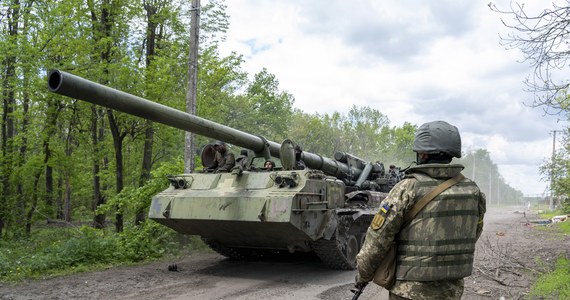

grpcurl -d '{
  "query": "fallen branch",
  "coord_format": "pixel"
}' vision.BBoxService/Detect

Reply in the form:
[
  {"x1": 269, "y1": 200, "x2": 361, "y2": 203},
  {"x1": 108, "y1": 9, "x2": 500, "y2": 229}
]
[{"x1": 475, "y1": 267, "x2": 527, "y2": 288}]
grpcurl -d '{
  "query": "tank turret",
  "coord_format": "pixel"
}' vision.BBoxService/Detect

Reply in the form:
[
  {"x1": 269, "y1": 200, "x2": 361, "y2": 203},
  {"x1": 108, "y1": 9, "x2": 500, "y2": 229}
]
[{"x1": 48, "y1": 70, "x2": 399, "y2": 270}]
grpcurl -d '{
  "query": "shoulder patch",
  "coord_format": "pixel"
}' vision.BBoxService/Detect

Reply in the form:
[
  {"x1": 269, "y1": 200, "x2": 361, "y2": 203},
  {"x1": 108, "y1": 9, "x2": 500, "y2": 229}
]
[
  {"x1": 371, "y1": 203, "x2": 392, "y2": 230},
  {"x1": 380, "y1": 203, "x2": 390, "y2": 214},
  {"x1": 371, "y1": 213, "x2": 385, "y2": 230}
]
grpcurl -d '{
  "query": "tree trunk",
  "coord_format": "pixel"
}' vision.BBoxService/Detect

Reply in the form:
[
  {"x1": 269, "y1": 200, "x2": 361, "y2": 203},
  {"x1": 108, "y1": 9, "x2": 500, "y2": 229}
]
[
  {"x1": 92, "y1": 105, "x2": 106, "y2": 229},
  {"x1": 107, "y1": 109, "x2": 125, "y2": 233},
  {"x1": 62, "y1": 120, "x2": 75, "y2": 222},
  {"x1": 42, "y1": 99, "x2": 62, "y2": 218},
  {"x1": 64, "y1": 175, "x2": 72, "y2": 222},
  {"x1": 136, "y1": 121, "x2": 154, "y2": 225},
  {"x1": 25, "y1": 169, "x2": 42, "y2": 236},
  {"x1": 89, "y1": 0, "x2": 123, "y2": 231},
  {"x1": 46, "y1": 165, "x2": 54, "y2": 207},
  {"x1": 57, "y1": 175, "x2": 64, "y2": 220}
]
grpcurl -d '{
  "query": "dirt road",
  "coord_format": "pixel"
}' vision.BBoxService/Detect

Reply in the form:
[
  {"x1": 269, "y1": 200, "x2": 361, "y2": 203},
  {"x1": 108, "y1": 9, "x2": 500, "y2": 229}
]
[{"x1": 1, "y1": 206, "x2": 567, "y2": 299}]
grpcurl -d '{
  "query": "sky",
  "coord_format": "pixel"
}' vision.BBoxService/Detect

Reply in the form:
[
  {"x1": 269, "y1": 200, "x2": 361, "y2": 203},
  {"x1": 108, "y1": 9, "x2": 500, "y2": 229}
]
[{"x1": 216, "y1": 0, "x2": 568, "y2": 196}]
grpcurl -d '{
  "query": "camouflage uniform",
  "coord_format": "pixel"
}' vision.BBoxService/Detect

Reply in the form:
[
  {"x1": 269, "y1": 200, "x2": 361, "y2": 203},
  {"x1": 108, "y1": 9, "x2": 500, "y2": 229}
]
[
  {"x1": 235, "y1": 150, "x2": 249, "y2": 168},
  {"x1": 214, "y1": 150, "x2": 235, "y2": 172},
  {"x1": 294, "y1": 145, "x2": 306, "y2": 170},
  {"x1": 356, "y1": 163, "x2": 486, "y2": 300}
]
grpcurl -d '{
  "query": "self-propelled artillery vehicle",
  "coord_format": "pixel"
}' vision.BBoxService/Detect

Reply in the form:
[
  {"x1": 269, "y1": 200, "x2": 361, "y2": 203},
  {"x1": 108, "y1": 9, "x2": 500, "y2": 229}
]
[{"x1": 47, "y1": 70, "x2": 401, "y2": 270}]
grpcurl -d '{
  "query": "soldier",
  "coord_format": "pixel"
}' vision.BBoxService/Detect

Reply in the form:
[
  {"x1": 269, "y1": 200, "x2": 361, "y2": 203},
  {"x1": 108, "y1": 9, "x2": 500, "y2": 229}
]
[
  {"x1": 212, "y1": 141, "x2": 235, "y2": 172},
  {"x1": 264, "y1": 160, "x2": 275, "y2": 170},
  {"x1": 235, "y1": 149, "x2": 249, "y2": 168},
  {"x1": 355, "y1": 121, "x2": 486, "y2": 300},
  {"x1": 293, "y1": 145, "x2": 306, "y2": 170},
  {"x1": 388, "y1": 164, "x2": 401, "y2": 186}
]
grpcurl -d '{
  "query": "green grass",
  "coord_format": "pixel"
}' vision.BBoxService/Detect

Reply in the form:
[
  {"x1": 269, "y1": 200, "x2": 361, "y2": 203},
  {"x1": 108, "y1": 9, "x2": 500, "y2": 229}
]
[
  {"x1": 527, "y1": 258, "x2": 570, "y2": 299},
  {"x1": 526, "y1": 212, "x2": 570, "y2": 299},
  {"x1": 535, "y1": 209, "x2": 570, "y2": 235},
  {"x1": 0, "y1": 221, "x2": 208, "y2": 282},
  {"x1": 538, "y1": 209, "x2": 567, "y2": 220},
  {"x1": 559, "y1": 221, "x2": 570, "y2": 234}
]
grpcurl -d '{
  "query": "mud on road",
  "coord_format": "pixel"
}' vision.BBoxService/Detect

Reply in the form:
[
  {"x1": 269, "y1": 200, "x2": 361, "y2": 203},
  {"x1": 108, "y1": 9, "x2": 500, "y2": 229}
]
[{"x1": 1, "y1": 206, "x2": 567, "y2": 300}]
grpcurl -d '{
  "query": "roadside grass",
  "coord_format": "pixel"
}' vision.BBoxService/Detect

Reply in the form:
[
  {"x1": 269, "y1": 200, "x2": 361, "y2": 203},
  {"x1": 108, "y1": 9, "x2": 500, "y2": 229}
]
[
  {"x1": 527, "y1": 258, "x2": 570, "y2": 299},
  {"x1": 527, "y1": 211, "x2": 570, "y2": 299},
  {"x1": 0, "y1": 221, "x2": 209, "y2": 282},
  {"x1": 538, "y1": 209, "x2": 567, "y2": 220},
  {"x1": 536, "y1": 209, "x2": 570, "y2": 235},
  {"x1": 559, "y1": 221, "x2": 570, "y2": 234}
]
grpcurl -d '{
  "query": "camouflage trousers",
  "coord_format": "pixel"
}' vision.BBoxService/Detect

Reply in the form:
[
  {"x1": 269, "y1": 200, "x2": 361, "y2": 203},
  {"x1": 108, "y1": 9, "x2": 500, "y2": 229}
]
[{"x1": 390, "y1": 279, "x2": 464, "y2": 300}]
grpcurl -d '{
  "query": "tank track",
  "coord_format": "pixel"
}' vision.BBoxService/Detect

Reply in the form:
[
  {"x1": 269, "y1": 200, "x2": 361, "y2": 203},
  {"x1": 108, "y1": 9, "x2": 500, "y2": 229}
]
[
  {"x1": 312, "y1": 216, "x2": 357, "y2": 269},
  {"x1": 310, "y1": 214, "x2": 371, "y2": 270},
  {"x1": 311, "y1": 237, "x2": 356, "y2": 270}
]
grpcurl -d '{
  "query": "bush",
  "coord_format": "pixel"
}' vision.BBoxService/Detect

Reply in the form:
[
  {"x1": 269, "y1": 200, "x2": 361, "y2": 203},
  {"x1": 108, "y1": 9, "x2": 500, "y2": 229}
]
[
  {"x1": 56, "y1": 226, "x2": 122, "y2": 265},
  {"x1": 117, "y1": 221, "x2": 180, "y2": 261},
  {"x1": 0, "y1": 226, "x2": 123, "y2": 281},
  {"x1": 0, "y1": 222, "x2": 186, "y2": 282}
]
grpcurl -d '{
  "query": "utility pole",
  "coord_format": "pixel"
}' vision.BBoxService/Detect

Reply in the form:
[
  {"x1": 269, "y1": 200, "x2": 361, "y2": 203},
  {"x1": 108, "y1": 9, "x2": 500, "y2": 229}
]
[
  {"x1": 471, "y1": 151, "x2": 476, "y2": 181},
  {"x1": 549, "y1": 130, "x2": 563, "y2": 209},
  {"x1": 185, "y1": 0, "x2": 200, "y2": 173},
  {"x1": 497, "y1": 176, "x2": 500, "y2": 207},
  {"x1": 488, "y1": 174, "x2": 492, "y2": 206}
]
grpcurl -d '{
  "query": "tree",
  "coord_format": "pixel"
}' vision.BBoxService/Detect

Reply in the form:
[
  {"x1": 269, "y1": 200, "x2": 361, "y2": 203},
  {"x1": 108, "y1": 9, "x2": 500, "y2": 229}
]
[
  {"x1": 344, "y1": 106, "x2": 390, "y2": 161},
  {"x1": 86, "y1": 0, "x2": 131, "y2": 232},
  {"x1": 540, "y1": 129, "x2": 570, "y2": 210},
  {"x1": 379, "y1": 122, "x2": 417, "y2": 168},
  {"x1": 241, "y1": 68, "x2": 295, "y2": 141},
  {"x1": 490, "y1": 2, "x2": 570, "y2": 116},
  {"x1": 287, "y1": 107, "x2": 393, "y2": 163}
]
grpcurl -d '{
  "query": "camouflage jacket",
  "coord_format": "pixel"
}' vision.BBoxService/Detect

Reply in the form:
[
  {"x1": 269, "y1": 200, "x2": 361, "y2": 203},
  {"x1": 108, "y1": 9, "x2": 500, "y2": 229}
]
[
  {"x1": 356, "y1": 163, "x2": 486, "y2": 300},
  {"x1": 214, "y1": 151, "x2": 235, "y2": 172}
]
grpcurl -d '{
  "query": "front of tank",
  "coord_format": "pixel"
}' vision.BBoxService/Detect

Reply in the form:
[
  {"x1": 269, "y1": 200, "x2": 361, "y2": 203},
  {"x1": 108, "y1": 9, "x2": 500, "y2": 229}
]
[{"x1": 148, "y1": 169, "x2": 327, "y2": 252}]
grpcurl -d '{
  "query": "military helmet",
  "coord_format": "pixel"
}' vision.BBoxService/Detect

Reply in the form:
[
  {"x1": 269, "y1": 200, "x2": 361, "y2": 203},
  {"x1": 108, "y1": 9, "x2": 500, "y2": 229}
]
[{"x1": 413, "y1": 121, "x2": 461, "y2": 158}]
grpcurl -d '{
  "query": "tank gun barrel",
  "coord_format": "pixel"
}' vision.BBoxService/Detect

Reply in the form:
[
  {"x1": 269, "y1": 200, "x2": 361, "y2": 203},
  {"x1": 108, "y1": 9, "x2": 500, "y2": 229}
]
[{"x1": 47, "y1": 70, "x2": 360, "y2": 179}]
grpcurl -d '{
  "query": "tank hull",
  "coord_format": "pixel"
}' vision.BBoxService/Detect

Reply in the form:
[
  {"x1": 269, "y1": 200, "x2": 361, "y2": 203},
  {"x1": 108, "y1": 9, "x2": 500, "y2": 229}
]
[{"x1": 149, "y1": 170, "x2": 340, "y2": 252}]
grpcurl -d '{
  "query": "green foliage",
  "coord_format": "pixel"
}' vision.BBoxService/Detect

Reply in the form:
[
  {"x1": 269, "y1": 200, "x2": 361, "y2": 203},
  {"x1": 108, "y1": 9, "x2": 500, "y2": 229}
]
[
  {"x1": 378, "y1": 122, "x2": 417, "y2": 167},
  {"x1": 288, "y1": 106, "x2": 393, "y2": 161},
  {"x1": 539, "y1": 209, "x2": 566, "y2": 220},
  {"x1": 0, "y1": 226, "x2": 120, "y2": 281},
  {"x1": 528, "y1": 258, "x2": 570, "y2": 299},
  {"x1": 0, "y1": 221, "x2": 191, "y2": 282},
  {"x1": 99, "y1": 159, "x2": 184, "y2": 216},
  {"x1": 559, "y1": 221, "x2": 570, "y2": 234},
  {"x1": 537, "y1": 210, "x2": 570, "y2": 234},
  {"x1": 117, "y1": 221, "x2": 178, "y2": 261},
  {"x1": 540, "y1": 130, "x2": 570, "y2": 207}
]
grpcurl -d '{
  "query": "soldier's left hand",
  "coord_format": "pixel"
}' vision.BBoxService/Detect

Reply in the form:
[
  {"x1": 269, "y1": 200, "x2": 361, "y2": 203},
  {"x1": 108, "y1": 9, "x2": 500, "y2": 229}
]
[{"x1": 354, "y1": 274, "x2": 368, "y2": 289}]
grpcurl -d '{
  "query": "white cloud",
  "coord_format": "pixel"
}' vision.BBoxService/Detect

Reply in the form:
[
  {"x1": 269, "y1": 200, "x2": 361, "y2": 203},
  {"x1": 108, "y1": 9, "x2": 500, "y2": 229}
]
[{"x1": 217, "y1": 0, "x2": 567, "y2": 195}]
